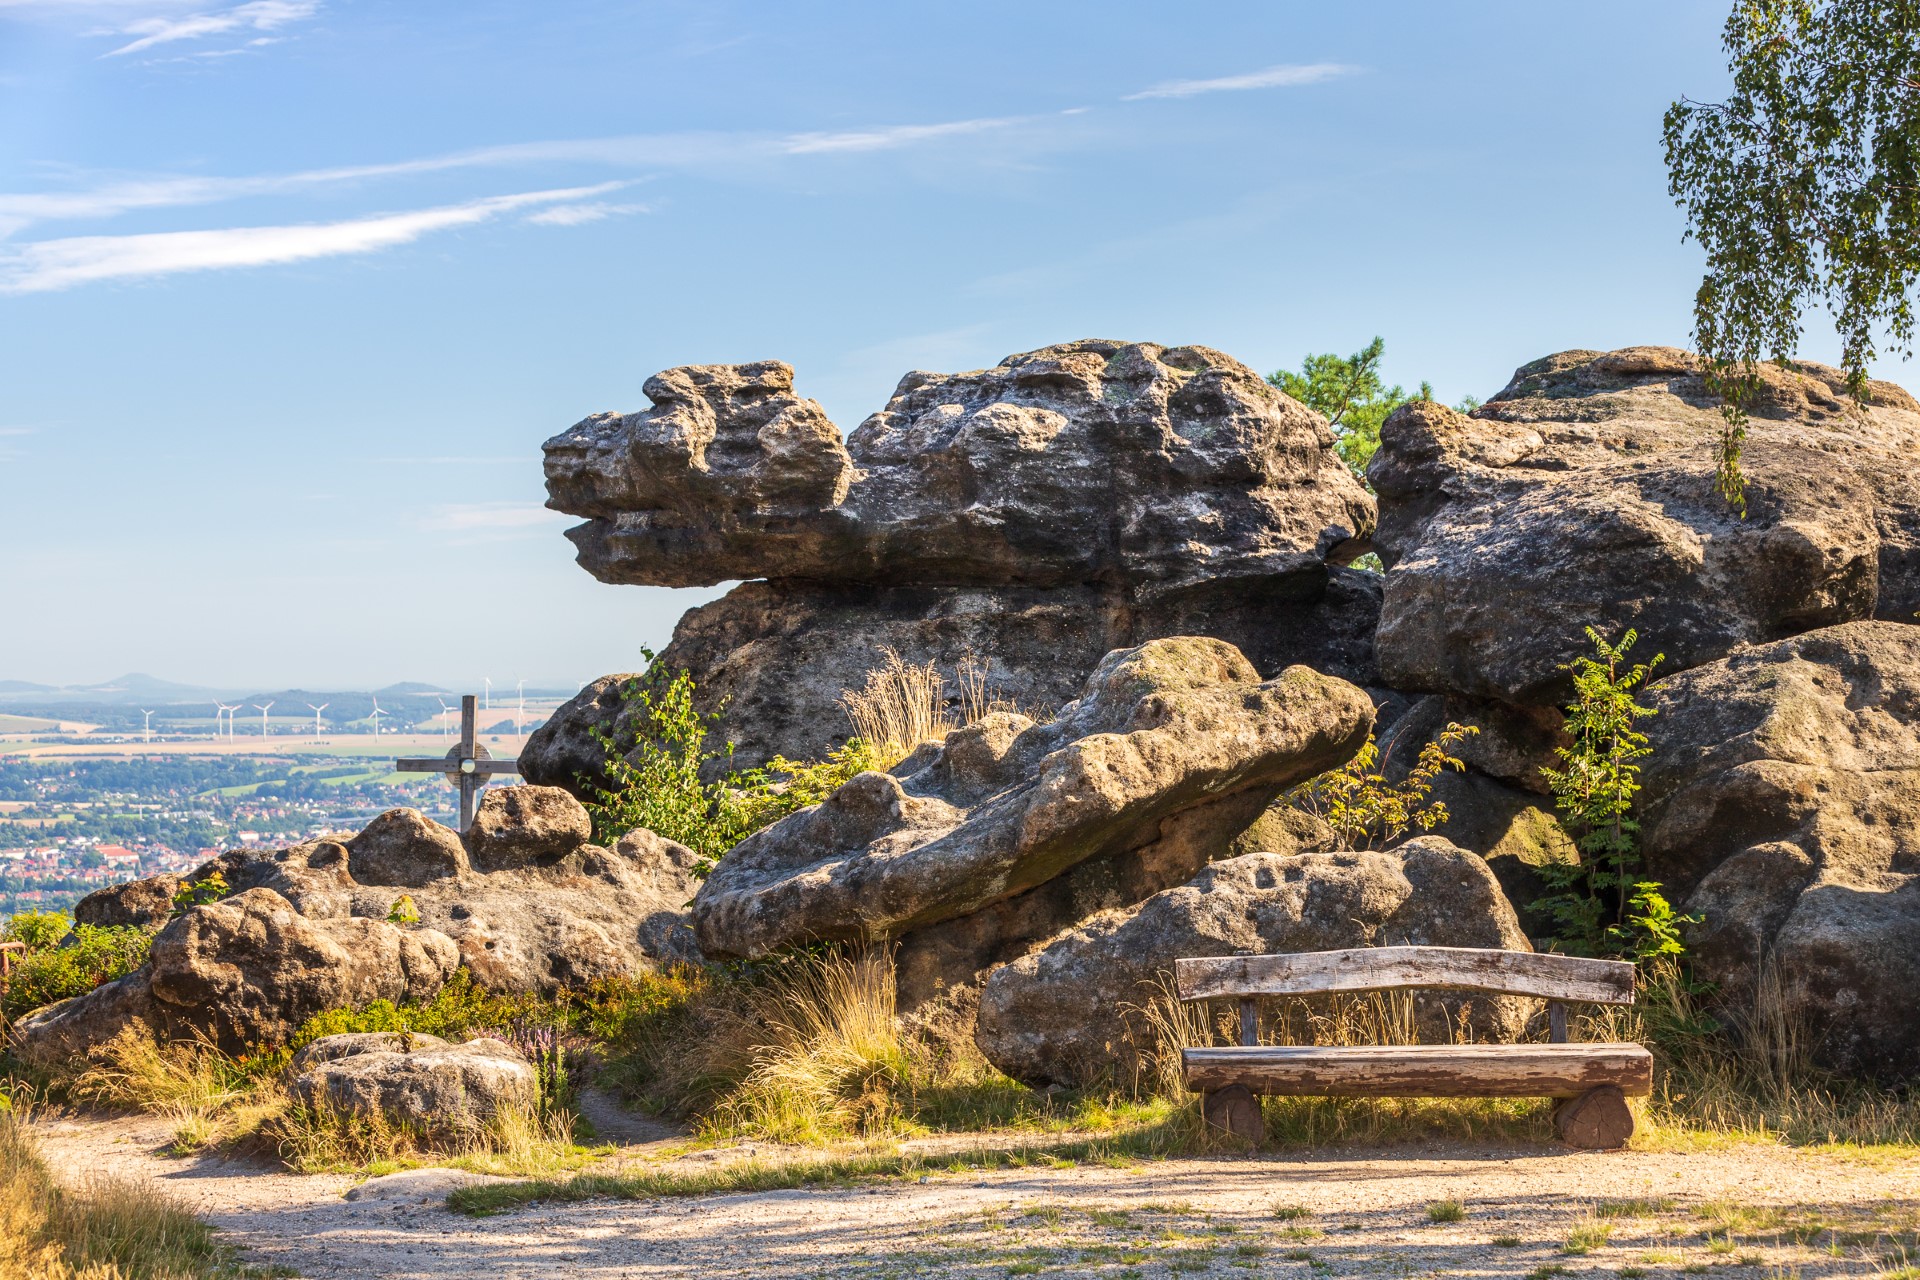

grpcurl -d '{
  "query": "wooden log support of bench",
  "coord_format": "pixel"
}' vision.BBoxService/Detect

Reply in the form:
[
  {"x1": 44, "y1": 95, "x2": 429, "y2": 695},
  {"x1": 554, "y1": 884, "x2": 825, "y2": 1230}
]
[{"x1": 1173, "y1": 946, "x2": 1649, "y2": 1151}]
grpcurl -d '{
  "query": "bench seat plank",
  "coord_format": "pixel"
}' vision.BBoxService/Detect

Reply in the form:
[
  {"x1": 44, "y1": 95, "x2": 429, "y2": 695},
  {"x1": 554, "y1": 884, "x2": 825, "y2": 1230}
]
[
  {"x1": 1176, "y1": 946, "x2": 1635, "y2": 1005},
  {"x1": 1183, "y1": 1042, "x2": 1652, "y2": 1099}
]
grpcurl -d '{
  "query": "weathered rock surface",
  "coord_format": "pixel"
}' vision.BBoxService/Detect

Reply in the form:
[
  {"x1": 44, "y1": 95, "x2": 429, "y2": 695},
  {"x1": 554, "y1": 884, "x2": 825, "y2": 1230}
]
[
  {"x1": 545, "y1": 341, "x2": 1373, "y2": 595},
  {"x1": 1370, "y1": 347, "x2": 1920, "y2": 705},
  {"x1": 16, "y1": 888, "x2": 461, "y2": 1060},
  {"x1": 692, "y1": 637, "x2": 1375, "y2": 966},
  {"x1": 16, "y1": 790, "x2": 704, "y2": 1060},
  {"x1": 348, "y1": 808, "x2": 469, "y2": 887},
  {"x1": 526, "y1": 339, "x2": 1380, "y2": 780},
  {"x1": 287, "y1": 1032, "x2": 536, "y2": 1128},
  {"x1": 464, "y1": 784, "x2": 595, "y2": 872},
  {"x1": 525, "y1": 571, "x2": 1384, "y2": 783},
  {"x1": 1637, "y1": 621, "x2": 1920, "y2": 1077},
  {"x1": 975, "y1": 836, "x2": 1533, "y2": 1088},
  {"x1": 74, "y1": 873, "x2": 181, "y2": 931}
]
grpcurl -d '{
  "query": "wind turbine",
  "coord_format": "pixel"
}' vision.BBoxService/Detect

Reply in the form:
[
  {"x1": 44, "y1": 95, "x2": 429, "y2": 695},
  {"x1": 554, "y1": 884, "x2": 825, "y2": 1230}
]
[
  {"x1": 307, "y1": 703, "x2": 329, "y2": 740},
  {"x1": 215, "y1": 703, "x2": 238, "y2": 742},
  {"x1": 435, "y1": 696, "x2": 452, "y2": 739},
  {"x1": 140, "y1": 709, "x2": 153, "y2": 744},
  {"x1": 252, "y1": 701, "x2": 274, "y2": 739},
  {"x1": 483, "y1": 677, "x2": 492, "y2": 711},
  {"x1": 368, "y1": 697, "x2": 383, "y2": 737},
  {"x1": 515, "y1": 679, "x2": 525, "y2": 737}
]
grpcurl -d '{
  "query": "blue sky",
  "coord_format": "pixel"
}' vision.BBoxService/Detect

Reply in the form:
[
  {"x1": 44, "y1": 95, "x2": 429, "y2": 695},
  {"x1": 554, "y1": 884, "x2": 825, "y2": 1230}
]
[{"x1": 0, "y1": 0, "x2": 1852, "y2": 690}]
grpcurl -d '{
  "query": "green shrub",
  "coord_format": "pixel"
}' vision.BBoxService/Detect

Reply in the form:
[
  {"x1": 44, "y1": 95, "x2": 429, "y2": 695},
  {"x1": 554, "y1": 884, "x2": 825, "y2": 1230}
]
[
  {"x1": 581, "y1": 652, "x2": 884, "y2": 869},
  {"x1": 1535, "y1": 627, "x2": 1694, "y2": 959},
  {"x1": 1, "y1": 913, "x2": 152, "y2": 1022},
  {"x1": 1285, "y1": 722, "x2": 1478, "y2": 850}
]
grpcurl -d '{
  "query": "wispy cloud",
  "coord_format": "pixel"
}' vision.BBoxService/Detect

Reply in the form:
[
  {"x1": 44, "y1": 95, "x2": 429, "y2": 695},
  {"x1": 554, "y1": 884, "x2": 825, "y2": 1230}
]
[
  {"x1": 0, "y1": 118, "x2": 1036, "y2": 238},
  {"x1": 782, "y1": 116, "x2": 1021, "y2": 155},
  {"x1": 0, "y1": 183, "x2": 623, "y2": 293},
  {"x1": 101, "y1": 0, "x2": 317, "y2": 57},
  {"x1": 421, "y1": 503, "x2": 571, "y2": 533},
  {"x1": 1123, "y1": 62, "x2": 1354, "y2": 101},
  {"x1": 523, "y1": 200, "x2": 649, "y2": 227}
]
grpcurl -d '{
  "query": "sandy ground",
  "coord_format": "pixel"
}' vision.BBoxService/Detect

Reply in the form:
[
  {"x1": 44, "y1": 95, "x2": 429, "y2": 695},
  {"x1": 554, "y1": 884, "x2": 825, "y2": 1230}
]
[{"x1": 31, "y1": 1108, "x2": 1919, "y2": 1280}]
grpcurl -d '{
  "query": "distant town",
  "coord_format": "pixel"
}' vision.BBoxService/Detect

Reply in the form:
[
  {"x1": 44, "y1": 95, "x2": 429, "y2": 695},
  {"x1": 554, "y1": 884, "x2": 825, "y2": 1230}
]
[{"x1": 0, "y1": 674, "x2": 575, "y2": 917}]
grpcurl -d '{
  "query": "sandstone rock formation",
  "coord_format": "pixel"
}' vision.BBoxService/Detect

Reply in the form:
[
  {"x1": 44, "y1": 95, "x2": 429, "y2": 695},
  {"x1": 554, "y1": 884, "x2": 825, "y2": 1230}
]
[
  {"x1": 16, "y1": 788, "x2": 703, "y2": 1061},
  {"x1": 527, "y1": 340, "x2": 1378, "y2": 777},
  {"x1": 545, "y1": 343, "x2": 1372, "y2": 594},
  {"x1": 692, "y1": 637, "x2": 1374, "y2": 998},
  {"x1": 975, "y1": 837, "x2": 1532, "y2": 1087},
  {"x1": 1637, "y1": 621, "x2": 1920, "y2": 1077},
  {"x1": 287, "y1": 1032, "x2": 537, "y2": 1130},
  {"x1": 74, "y1": 873, "x2": 181, "y2": 930},
  {"x1": 17, "y1": 888, "x2": 461, "y2": 1060},
  {"x1": 1369, "y1": 347, "x2": 1920, "y2": 706}
]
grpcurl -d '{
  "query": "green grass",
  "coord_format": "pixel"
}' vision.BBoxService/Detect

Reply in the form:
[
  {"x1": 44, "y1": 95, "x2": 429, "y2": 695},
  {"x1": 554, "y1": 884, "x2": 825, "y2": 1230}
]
[
  {"x1": 1564, "y1": 1217, "x2": 1614, "y2": 1255},
  {"x1": 1598, "y1": 1198, "x2": 1676, "y2": 1218},
  {"x1": 1271, "y1": 1202, "x2": 1311, "y2": 1220},
  {"x1": 1493, "y1": 1235, "x2": 1522, "y2": 1247},
  {"x1": 1427, "y1": 1199, "x2": 1466, "y2": 1223}
]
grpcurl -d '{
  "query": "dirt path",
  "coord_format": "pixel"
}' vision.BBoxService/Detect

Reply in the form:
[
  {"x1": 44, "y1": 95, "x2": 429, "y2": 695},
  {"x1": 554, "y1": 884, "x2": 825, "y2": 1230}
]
[{"x1": 32, "y1": 1111, "x2": 1919, "y2": 1279}]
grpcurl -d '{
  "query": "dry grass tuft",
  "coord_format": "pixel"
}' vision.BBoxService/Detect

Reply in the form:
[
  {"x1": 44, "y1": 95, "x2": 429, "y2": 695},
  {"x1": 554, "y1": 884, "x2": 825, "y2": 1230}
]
[
  {"x1": 841, "y1": 650, "x2": 955, "y2": 766},
  {"x1": 0, "y1": 1101, "x2": 228, "y2": 1279}
]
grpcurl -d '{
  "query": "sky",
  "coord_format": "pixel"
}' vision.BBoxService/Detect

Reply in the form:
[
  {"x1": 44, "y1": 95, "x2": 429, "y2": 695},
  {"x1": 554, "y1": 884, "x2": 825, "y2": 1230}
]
[{"x1": 0, "y1": 0, "x2": 1870, "y2": 691}]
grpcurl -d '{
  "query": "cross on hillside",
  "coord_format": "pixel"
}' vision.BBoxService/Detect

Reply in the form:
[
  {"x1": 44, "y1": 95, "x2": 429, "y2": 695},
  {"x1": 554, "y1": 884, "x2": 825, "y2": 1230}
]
[{"x1": 394, "y1": 694, "x2": 520, "y2": 830}]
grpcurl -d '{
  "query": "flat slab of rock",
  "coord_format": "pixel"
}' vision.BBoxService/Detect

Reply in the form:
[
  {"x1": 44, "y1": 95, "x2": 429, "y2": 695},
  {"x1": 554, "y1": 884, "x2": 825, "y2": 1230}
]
[
  {"x1": 975, "y1": 836, "x2": 1532, "y2": 1088},
  {"x1": 692, "y1": 637, "x2": 1374, "y2": 960},
  {"x1": 1369, "y1": 347, "x2": 1920, "y2": 704}
]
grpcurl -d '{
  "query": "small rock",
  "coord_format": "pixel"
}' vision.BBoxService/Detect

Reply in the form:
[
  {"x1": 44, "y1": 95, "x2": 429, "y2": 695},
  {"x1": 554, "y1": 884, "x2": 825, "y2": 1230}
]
[{"x1": 289, "y1": 1033, "x2": 537, "y2": 1129}]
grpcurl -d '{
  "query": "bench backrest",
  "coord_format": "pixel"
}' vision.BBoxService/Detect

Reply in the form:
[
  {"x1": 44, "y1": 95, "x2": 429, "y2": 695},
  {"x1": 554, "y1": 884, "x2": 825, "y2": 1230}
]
[{"x1": 1174, "y1": 946, "x2": 1635, "y2": 1006}]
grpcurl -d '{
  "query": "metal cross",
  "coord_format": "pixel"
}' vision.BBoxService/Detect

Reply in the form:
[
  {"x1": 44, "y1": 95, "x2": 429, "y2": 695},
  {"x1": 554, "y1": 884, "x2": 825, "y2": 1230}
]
[{"x1": 394, "y1": 694, "x2": 520, "y2": 830}]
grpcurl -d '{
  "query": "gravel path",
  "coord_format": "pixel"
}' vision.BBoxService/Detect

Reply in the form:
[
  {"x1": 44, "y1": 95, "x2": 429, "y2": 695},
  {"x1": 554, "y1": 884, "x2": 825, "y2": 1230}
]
[{"x1": 32, "y1": 1111, "x2": 1919, "y2": 1279}]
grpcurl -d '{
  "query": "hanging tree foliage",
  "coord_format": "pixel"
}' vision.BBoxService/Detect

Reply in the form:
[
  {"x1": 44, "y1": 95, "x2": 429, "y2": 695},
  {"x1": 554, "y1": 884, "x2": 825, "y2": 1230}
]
[{"x1": 1665, "y1": 1, "x2": 1920, "y2": 513}]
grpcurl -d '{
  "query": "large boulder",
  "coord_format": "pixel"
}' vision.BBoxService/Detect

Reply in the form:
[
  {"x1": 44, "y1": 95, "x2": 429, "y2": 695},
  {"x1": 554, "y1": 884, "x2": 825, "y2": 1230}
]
[
  {"x1": 16, "y1": 888, "x2": 461, "y2": 1060},
  {"x1": 526, "y1": 339, "x2": 1379, "y2": 779},
  {"x1": 975, "y1": 837, "x2": 1533, "y2": 1088},
  {"x1": 1638, "y1": 621, "x2": 1920, "y2": 1078},
  {"x1": 526, "y1": 571, "x2": 1384, "y2": 784},
  {"x1": 287, "y1": 1032, "x2": 536, "y2": 1130},
  {"x1": 544, "y1": 341, "x2": 1372, "y2": 595},
  {"x1": 16, "y1": 792, "x2": 704, "y2": 1059},
  {"x1": 1369, "y1": 348, "x2": 1920, "y2": 706},
  {"x1": 691, "y1": 637, "x2": 1375, "y2": 972}
]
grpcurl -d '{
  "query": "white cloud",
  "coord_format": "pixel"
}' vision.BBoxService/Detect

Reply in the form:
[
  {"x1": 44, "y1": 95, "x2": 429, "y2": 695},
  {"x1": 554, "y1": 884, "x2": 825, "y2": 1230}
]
[
  {"x1": 421, "y1": 503, "x2": 571, "y2": 533},
  {"x1": 523, "y1": 200, "x2": 649, "y2": 226},
  {"x1": 0, "y1": 183, "x2": 624, "y2": 293},
  {"x1": 781, "y1": 116, "x2": 1020, "y2": 155},
  {"x1": 101, "y1": 0, "x2": 316, "y2": 56},
  {"x1": 1123, "y1": 62, "x2": 1354, "y2": 101},
  {"x1": 0, "y1": 116, "x2": 1035, "y2": 238}
]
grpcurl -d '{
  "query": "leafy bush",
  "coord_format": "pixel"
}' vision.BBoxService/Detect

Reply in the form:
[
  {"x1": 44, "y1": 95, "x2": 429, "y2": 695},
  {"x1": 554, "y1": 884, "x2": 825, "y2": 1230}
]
[
  {"x1": 1535, "y1": 627, "x2": 1694, "y2": 959},
  {"x1": 1, "y1": 913, "x2": 152, "y2": 1022},
  {"x1": 1285, "y1": 723, "x2": 1478, "y2": 850},
  {"x1": 581, "y1": 653, "x2": 885, "y2": 869}
]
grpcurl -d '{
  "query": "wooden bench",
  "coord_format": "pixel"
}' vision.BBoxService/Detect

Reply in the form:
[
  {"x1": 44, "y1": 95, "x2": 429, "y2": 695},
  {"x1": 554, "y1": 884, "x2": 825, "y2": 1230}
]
[{"x1": 1174, "y1": 945, "x2": 1652, "y2": 1150}]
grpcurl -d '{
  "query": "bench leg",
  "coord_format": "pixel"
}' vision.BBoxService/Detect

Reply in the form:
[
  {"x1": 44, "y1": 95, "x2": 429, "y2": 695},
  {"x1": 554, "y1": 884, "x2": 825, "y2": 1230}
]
[
  {"x1": 1201, "y1": 1085, "x2": 1263, "y2": 1143},
  {"x1": 1553, "y1": 1085, "x2": 1634, "y2": 1150}
]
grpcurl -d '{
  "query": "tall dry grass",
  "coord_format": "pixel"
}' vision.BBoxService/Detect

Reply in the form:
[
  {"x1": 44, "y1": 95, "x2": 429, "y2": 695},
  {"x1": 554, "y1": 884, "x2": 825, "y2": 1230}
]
[
  {"x1": 840, "y1": 650, "x2": 956, "y2": 766},
  {"x1": 0, "y1": 1100, "x2": 225, "y2": 1280},
  {"x1": 1583, "y1": 960, "x2": 1920, "y2": 1147}
]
